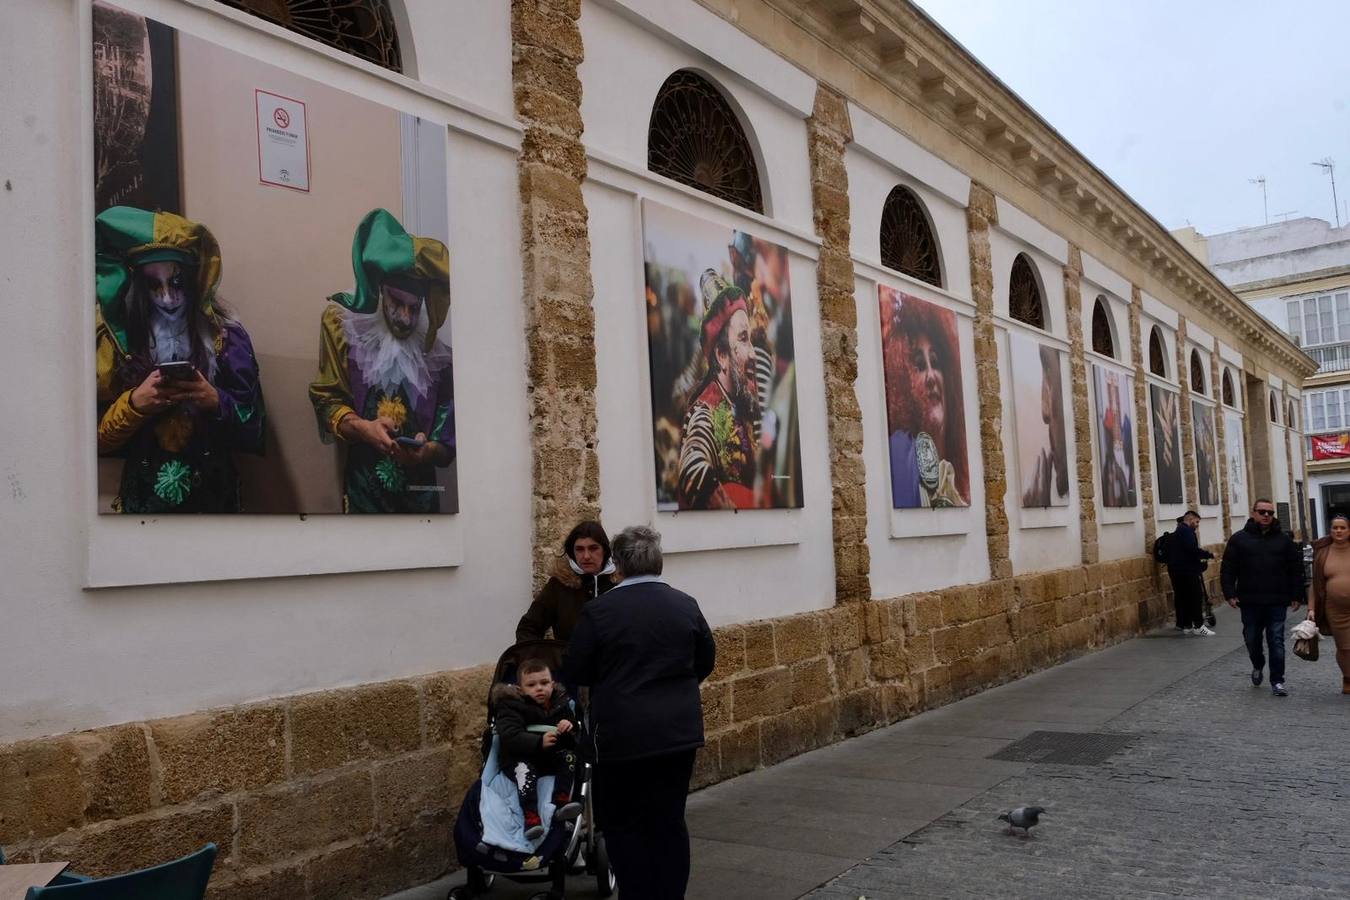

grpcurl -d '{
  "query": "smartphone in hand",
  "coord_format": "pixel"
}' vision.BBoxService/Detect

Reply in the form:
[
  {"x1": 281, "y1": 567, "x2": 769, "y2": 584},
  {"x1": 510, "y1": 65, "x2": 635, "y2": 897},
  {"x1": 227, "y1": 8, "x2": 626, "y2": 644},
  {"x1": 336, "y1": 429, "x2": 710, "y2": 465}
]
[
  {"x1": 157, "y1": 361, "x2": 196, "y2": 381},
  {"x1": 395, "y1": 435, "x2": 426, "y2": 448}
]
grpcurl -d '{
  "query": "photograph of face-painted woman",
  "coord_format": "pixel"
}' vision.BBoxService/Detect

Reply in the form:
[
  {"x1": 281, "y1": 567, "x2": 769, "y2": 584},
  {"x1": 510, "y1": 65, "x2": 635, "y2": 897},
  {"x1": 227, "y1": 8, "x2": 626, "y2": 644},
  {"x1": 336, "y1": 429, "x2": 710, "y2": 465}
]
[{"x1": 879, "y1": 286, "x2": 969, "y2": 508}]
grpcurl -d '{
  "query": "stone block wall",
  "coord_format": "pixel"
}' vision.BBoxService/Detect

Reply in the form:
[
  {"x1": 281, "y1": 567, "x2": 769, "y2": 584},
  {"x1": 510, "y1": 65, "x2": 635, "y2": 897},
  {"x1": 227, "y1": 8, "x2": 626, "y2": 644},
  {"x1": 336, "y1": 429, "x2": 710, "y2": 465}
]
[{"x1": 0, "y1": 553, "x2": 1191, "y2": 898}]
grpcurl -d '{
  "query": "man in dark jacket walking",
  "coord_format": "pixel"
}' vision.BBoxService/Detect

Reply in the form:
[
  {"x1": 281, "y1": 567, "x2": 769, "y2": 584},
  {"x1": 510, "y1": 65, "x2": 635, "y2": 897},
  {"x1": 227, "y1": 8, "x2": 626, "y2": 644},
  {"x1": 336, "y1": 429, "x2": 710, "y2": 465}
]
[
  {"x1": 1221, "y1": 498, "x2": 1306, "y2": 696},
  {"x1": 563, "y1": 525, "x2": 716, "y2": 900},
  {"x1": 1166, "y1": 510, "x2": 1215, "y2": 635}
]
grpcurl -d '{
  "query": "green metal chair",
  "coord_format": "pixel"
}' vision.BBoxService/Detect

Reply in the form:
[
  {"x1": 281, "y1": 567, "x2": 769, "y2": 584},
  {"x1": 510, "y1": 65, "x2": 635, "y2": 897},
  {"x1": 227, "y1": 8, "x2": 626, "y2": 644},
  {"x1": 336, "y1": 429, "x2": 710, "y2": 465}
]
[{"x1": 23, "y1": 844, "x2": 217, "y2": 899}]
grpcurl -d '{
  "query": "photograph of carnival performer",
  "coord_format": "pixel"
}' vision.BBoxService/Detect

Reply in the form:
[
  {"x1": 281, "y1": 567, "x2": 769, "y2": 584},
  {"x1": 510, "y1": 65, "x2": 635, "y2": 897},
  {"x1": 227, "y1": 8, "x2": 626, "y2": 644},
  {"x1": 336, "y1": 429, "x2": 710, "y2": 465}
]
[
  {"x1": 676, "y1": 270, "x2": 771, "y2": 510},
  {"x1": 1226, "y1": 412, "x2": 1247, "y2": 508},
  {"x1": 94, "y1": 206, "x2": 265, "y2": 513},
  {"x1": 642, "y1": 200, "x2": 802, "y2": 511},
  {"x1": 1011, "y1": 334, "x2": 1069, "y2": 508},
  {"x1": 1093, "y1": 365, "x2": 1137, "y2": 507},
  {"x1": 879, "y1": 286, "x2": 969, "y2": 508},
  {"x1": 309, "y1": 208, "x2": 456, "y2": 514},
  {"x1": 1151, "y1": 384, "x2": 1184, "y2": 504},
  {"x1": 1193, "y1": 401, "x2": 1220, "y2": 506}
]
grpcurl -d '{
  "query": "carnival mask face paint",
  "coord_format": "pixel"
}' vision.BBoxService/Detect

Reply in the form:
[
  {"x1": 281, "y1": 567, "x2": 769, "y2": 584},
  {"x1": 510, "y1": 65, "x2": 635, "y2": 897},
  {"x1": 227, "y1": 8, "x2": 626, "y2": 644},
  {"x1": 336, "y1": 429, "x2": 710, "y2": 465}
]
[
  {"x1": 721, "y1": 308, "x2": 755, "y2": 406},
  {"x1": 381, "y1": 283, "x2": 423, "y2": 340},
  {"x1": 141, "y1": 261, "x2": 189, "y2": 319},
  {"x1": 908, "y1": 332, "x2": 946, "y2": 439}
]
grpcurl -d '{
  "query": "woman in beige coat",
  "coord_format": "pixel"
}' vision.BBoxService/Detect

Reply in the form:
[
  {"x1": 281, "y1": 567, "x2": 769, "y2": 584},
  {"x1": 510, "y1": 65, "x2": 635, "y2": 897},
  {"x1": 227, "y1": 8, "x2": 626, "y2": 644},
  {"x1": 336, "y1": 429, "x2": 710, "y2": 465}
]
[{"x1": 1310, "y1": 514, "x2": 1350, "y2": 693}]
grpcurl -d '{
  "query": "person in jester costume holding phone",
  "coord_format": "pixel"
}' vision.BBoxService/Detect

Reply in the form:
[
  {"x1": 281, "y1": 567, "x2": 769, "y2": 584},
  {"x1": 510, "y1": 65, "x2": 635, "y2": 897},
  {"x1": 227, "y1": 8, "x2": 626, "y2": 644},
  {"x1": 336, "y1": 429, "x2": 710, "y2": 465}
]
[
  {"x1": 94, "y1": 206, "x2": 266, "y2": 513},
  {"x1": 309, "y1": 208, "x2": 456, "y2": 514}
]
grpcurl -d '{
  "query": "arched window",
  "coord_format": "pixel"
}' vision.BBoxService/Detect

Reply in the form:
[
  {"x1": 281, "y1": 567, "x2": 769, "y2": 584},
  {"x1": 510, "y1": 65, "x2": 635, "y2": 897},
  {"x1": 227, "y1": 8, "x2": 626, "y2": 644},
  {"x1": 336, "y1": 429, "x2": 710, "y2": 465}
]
[
  {"x1": 1288, "y1": 401, "x2": 1297, "y2": 430},
  {"x1": 217, "y1": 0, "x2": 403, "y2": 72},
  {"x1": 1270, "y1": 392, "x2": 1279, "y2": 423},
  {"x1": 1222, "y1": 370, "x2": 1235, "y2": 407},
  {"x1": 1148, "y1": 326, "x2": 1167, "y2": 377},
  {"x1": 880, "y1": 186, "x2": 942, "y2": 287},
  {"x1": 1189, "y1": 349, "x2": 1206, "y2": 395},
  {"x1": 1091, "y1": 297, "x2": 1115, "y2": 358},
  {"x1": 648, "y1": 70, "x2": 763, "y2": 213},
  {"x1": 1009, "y1": 254, "x2": 1045, "y2": 329}
]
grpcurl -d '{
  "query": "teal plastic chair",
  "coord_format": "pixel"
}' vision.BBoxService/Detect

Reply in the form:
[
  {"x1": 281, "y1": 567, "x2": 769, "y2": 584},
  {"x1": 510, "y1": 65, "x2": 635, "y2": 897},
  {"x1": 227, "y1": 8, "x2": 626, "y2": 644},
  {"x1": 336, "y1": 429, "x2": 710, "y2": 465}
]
[{"x1": 24, "y1": 844, "x2": 217, "y2": 899}]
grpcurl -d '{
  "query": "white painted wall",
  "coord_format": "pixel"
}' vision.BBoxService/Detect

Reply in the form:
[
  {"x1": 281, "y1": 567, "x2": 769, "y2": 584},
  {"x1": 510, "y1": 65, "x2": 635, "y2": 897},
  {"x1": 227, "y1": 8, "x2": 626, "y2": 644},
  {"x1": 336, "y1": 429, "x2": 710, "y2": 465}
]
[{"x1": 0, "y1": 0, "x2": 532, "y2": 742}]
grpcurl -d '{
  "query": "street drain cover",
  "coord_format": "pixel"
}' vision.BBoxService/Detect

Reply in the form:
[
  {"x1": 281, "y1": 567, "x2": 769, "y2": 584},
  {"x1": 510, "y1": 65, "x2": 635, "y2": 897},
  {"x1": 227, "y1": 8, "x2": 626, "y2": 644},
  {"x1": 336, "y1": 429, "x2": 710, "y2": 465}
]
[{"x1": 988, "y1": 731, "x2": 1133, "y2": 765}]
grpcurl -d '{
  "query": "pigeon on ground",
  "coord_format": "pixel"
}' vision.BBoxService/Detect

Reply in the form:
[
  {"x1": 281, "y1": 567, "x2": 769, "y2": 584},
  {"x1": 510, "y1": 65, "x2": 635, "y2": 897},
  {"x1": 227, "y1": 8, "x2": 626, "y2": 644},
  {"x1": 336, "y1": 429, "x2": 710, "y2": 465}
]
[{"x1": 997, "y1": 806, "x2": 1046, "y2": 837}]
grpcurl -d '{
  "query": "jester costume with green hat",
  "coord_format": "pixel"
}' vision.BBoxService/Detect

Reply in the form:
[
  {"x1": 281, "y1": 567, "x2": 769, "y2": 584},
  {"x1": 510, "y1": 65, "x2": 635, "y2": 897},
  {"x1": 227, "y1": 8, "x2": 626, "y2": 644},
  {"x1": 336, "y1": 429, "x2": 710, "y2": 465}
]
[
  {"x1": 309, "y1": 208, "x2": 456, "y2": 514},
  {"x1": 95, "y1": 206, "x2": 265, "y2": 513}
]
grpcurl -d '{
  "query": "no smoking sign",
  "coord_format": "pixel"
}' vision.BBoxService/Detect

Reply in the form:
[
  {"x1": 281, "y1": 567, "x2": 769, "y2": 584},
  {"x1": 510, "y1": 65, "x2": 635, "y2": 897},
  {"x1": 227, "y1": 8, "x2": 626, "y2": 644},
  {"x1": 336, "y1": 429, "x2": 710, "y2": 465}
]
[{"x1": 256, "y1": 89, "x2": 309, "y2": 192}]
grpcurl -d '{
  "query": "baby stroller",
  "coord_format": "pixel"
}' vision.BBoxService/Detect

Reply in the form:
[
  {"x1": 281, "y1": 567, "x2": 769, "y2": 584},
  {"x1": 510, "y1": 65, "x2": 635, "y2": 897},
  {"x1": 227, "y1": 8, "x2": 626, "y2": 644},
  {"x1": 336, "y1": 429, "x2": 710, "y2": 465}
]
[{"x1": 449, "y1": 640, "x2": 615, "y2": 900}]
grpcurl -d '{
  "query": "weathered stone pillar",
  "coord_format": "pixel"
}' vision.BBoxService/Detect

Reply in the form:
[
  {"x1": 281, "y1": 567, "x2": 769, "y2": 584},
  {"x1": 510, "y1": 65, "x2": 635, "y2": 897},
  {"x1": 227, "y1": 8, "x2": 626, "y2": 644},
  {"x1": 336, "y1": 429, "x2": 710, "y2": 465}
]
[
  {"x1": 1129, "y1": 286, "x2": 1157, "y2": 552},
  {"x1": 806, "y1": 86, "x2": 870, "y2": 603},
  {"x1": 966, "y1": 183, "x2": 1012, "y2": 580},
  {"x1": 512, "y1": 0, "x2": 601, "y2": 588},
  {"x1": 1063, "y1": 246, "x2": 1097, "y2": 564},
  {"x1": 1210, "y1": 340, "x2": 1233, "y2": 538},
  {"x1": 1174, "y1": 318, "x2": 1200, "y2": 509},
  {"x1": 1284, "y1": 387, "x2": 1300, "y2": 538}
]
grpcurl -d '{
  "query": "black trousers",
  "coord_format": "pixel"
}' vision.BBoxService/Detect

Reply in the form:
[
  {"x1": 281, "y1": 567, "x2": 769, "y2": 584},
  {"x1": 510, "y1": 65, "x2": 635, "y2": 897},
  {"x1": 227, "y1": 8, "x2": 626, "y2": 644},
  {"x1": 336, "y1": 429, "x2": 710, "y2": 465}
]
[
  {"x1": 1170, "y1": 571, "x2": 1204, "y2": 629},
  {"x1": 593, "y1": 749, "x2": 697, "y2": 900}
]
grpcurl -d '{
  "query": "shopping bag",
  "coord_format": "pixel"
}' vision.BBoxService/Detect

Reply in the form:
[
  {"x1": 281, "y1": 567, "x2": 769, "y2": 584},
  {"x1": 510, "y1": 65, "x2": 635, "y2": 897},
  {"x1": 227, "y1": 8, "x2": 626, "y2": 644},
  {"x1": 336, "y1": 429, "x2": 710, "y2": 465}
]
[{"x1": 1294, "y1": 634, "x2": 1319, "y2": 662}]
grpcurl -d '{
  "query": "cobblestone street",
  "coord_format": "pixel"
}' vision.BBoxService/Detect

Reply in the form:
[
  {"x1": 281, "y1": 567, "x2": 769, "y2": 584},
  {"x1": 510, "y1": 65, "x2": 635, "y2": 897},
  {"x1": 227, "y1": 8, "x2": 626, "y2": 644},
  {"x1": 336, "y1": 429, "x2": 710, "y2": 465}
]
[{"x1": 409, "y1": 605, "x2": 1350, "y2": 900}]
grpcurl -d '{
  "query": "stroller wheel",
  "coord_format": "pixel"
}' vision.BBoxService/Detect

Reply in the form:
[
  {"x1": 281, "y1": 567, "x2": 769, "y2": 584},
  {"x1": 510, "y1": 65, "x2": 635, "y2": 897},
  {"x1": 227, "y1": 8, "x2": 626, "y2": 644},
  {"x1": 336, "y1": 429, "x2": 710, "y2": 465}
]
[
  {"x1": 449, "y1": 869, "x2": 494, "y2": 899},
  {"x1": 592, "y1": 832, "x2": 616, "y2": 898}
]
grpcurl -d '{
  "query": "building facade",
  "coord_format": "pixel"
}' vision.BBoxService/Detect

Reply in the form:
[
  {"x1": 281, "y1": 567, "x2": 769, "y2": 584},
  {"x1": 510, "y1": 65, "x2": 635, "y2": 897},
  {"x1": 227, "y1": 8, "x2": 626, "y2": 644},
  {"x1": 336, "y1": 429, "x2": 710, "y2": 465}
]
[
  {"x1": 0, "y1": 1, "x2": 1313, "y2": 896},
  {"x1": 1179, "y1": 217, "x2": 1346, "y2": 535}
]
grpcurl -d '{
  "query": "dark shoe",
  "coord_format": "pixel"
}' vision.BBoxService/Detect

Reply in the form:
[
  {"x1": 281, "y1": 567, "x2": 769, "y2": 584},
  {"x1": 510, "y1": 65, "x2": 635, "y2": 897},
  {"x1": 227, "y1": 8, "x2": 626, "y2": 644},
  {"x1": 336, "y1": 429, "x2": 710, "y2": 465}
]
[
  {"x1": 524, "y1": 824, "x2": 545, "y2": 841},
  {"x1": 1272, "y1": 683, "x2": 1288, "y2": 697},
  {"x1": 553, "y1": 801, "x2": 583, "y2": 822},
  {"x1": 1251, "y1": 668, "x2": 1263, "y2": 687}
]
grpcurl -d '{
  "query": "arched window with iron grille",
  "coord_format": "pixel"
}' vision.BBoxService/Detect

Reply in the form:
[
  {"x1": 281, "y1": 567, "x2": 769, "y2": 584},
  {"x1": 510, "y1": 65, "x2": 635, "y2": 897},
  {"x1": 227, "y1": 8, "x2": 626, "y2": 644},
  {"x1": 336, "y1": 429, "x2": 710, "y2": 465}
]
[
  {"x1": 1009, "y1": 254, "x2": 1044, "y2": 330},
  {"x1": 216, "y1": 0, "x2": 403, "y2": 72},
  {"x1": 1270, "y1": 392, "x2": 1279, "y2": 423},
  {"x1": 1189, "y1": 349, "x2": 1206, "y2": 396},
  {"x1": 880, "y1": 186, "x2": 942, "y2": 287},
  {"x1": 1222, "y1": 370, "x2": 1235, "y2": 407},
  {"x1": 647, "y1": 70, "x2": 763, "y2": 214},
  {"x1": 1288, "y1": 401, "x2": 1297, "y2": 430},
  {"x1": 1148, "y1": 327, "x2": 1167, "y2": 377},
  {"x1": 1091, "y1": 297, "x2": 1114, "y2": 358}
]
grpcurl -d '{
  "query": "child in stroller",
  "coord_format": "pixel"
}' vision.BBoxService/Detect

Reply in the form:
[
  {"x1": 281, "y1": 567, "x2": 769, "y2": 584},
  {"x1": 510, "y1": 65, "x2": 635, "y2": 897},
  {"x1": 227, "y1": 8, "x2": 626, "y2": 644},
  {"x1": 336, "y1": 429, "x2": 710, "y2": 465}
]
[{"x1": 449, "y1": 640, "x2": 615, "y2": 900}]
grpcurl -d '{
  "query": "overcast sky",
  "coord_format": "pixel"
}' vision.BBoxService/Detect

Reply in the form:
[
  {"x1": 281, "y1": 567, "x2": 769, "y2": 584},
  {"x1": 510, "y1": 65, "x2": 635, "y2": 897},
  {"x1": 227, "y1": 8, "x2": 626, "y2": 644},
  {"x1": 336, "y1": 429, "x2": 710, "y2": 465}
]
[{"x1": 914, "y1": 0, "x2": 1350, "y2": 236}]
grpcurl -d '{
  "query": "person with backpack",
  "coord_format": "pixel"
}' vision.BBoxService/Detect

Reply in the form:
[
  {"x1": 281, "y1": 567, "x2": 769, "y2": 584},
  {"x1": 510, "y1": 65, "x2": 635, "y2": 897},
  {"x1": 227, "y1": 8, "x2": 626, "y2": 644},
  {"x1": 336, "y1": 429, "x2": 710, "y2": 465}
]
[
  {"x1": 1221, "y1": 499, "x2": 1307, "y2": 697},
  {"x1": 1163, "y1": 510, "x2": 1215, "y2": 635}
]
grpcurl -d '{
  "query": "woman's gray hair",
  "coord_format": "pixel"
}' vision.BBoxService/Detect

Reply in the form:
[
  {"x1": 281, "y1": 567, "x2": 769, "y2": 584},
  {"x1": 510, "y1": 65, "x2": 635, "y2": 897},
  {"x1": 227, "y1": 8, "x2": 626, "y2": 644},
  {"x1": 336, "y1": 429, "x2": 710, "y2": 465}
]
[{"x1": 611, "y1": 525, "x2": 663, "y2": 577}]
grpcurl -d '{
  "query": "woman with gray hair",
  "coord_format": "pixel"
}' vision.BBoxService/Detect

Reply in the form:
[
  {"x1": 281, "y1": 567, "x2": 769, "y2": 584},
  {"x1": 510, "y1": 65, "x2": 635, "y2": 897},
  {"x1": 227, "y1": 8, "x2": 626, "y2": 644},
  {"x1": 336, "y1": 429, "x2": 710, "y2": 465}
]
[{"x1": 563, "y1": 525, "x2": 716, "y2": 900}]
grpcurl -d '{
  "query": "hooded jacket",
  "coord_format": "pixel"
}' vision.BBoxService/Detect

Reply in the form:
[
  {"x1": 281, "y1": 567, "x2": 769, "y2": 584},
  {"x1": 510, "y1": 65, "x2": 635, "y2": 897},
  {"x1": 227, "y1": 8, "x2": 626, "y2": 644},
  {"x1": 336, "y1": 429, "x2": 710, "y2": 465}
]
[
  {"x1": 1220, "y1": 518, "x2": 1305, "y2": 607},
  {"x1": 491, "y1": 682, "x2": 575, "y2": 773},
  {"x1": 516, "y1": 553, "x2": 616, "y2": 644},
  {"x1": 1164, "y1": 519, "x2": 1213, "y2": 577}
]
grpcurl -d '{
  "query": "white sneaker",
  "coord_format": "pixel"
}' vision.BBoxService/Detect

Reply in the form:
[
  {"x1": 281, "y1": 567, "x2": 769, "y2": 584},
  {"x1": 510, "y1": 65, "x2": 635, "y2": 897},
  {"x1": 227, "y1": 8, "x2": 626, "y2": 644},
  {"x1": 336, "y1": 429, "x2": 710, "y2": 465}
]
[
  {"x1": 1183, "y1": 628, "x2": 1197, "y2": 635},
  {"x1": 1195, "y1": 625, "x2": 1216, "y2": 636}
]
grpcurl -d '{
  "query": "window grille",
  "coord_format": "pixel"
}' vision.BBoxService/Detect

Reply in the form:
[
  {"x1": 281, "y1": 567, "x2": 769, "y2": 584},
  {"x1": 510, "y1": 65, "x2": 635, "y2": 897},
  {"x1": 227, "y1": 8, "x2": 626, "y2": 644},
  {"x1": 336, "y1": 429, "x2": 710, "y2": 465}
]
[
  {"x1": 1270, "y1": 392, "x2": 1279, "y2": 423},
  {"x1": 880, "y1": 186, "x2": 942, "y2": 287},
  {"x1": 1148, "y1": 327, "x2": 1167, "y2": 377},
  {"x1": 647, "y1": 70, "x2": 763, "y2": 213},
  {"x1": 1189, "y1": 350, "x2": 1206, "y2": 395},
  {"x1": 1009, "y1": 254, "x2": 1044, "y2": 329},
  {"x1": 1222, "y1": 370, "x2": 1235, "y2": 407},
  {"x1": 1090, "y1": 297, "x2": 1114, "y2": 358},
  {"x1": 1288, "y1": 401, "x2": 1297, "y2": 431},
  {"x1": 216, "y1": 0, "x2": 402, "y2": 73}
]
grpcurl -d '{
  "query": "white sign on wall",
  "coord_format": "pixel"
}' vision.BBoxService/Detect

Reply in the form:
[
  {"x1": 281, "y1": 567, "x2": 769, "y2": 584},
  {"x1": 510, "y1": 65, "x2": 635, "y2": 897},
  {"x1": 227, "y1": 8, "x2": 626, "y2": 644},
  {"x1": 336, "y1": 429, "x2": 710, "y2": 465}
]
[{"x1": 255, "y1": 89, "x2": 310, "y2": 192}]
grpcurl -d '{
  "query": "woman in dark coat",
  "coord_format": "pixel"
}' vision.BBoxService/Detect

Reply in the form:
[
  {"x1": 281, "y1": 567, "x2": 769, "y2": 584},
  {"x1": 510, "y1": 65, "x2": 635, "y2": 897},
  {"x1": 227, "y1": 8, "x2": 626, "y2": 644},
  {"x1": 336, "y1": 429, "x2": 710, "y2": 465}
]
[{"x1": 516, "y1": 521, "x2": 616, "y2": 643}]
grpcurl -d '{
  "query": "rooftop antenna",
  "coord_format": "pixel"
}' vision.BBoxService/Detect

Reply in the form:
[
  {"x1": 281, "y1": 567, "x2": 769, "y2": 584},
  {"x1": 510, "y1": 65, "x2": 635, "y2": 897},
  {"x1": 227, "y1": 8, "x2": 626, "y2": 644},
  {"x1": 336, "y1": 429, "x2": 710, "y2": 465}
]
[
  {"x1": 1249, "y1": 176, "x2": 1268, "y2": 224},
  {"x1": 1312, "y1": 158, "x2": 1341, "y2": 227}
]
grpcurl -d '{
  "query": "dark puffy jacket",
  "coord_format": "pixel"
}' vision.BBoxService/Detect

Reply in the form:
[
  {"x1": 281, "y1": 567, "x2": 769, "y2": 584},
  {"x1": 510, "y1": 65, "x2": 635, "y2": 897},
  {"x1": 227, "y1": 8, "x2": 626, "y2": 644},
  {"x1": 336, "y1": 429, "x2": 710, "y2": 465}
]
[
  {"x1": 1165, "y1": 524, "x2": 1213, "y2": 576},
  {"x1": 562, "y1": 580, "x2": 716, "y2": 762},
  {"x1": 516, "y1": 555, "x2": 616, "y2": 644},
  {"x1": 1220, "y1": 518, "x2": 1305, "y2": 607},
  {"x1": 492, "y1": 684, "x2": 575, "y2": 773}
]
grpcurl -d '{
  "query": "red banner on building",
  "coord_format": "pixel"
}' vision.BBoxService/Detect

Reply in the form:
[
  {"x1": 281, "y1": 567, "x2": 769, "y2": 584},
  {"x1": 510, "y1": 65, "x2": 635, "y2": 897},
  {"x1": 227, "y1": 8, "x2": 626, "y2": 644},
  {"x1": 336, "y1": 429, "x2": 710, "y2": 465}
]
[{"x1": 1312, "y1": 433, "x2": 1350, "y2": 460}]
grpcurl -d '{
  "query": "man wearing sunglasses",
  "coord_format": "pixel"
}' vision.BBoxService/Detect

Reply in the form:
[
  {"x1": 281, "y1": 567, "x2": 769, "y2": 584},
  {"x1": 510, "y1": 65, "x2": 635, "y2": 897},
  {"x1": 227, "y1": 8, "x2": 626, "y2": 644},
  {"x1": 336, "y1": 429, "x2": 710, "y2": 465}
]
[{"x1": 1221, "y1": 499, "x2": 1306, "y2": 696}]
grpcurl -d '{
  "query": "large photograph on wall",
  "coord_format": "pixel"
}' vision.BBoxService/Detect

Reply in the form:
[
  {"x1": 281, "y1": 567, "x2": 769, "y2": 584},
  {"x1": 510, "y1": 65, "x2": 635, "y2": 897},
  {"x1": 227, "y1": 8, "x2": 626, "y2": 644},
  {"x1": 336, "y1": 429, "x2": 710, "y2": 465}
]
[
  {"x1": 1150, "y1": 384, "x2": 1184, "y2": 505},
  {"x1": 642, "y1": 200, "x2": 803, "y2": 511},
  {"x1": 1192, "y1": 401, "x2": 1220, "y2": 506},
  {"x1": 1225, "y1": 412, "x2": 1247, "y2": 509},
  {"x1": 1009, "y1": 332, "x2": 1069, "y2": 508},
  {"x1": 93, "y1": 2, "x2": 456, "y2": 515},
  {"x1": 878, "y1": 286, "x2": 969, "y2": 508},
  {"x1": 1092, "y1": 365, "x2": 1137, "y2": 507}
]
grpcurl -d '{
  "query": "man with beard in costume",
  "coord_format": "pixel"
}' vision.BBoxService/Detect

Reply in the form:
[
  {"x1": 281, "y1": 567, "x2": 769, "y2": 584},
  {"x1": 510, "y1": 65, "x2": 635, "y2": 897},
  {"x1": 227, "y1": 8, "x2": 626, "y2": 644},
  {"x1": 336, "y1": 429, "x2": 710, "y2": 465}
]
[
  {"x1": 676, "y1": 270, "x2": 771, "y2": 510},
  {"x1": 309, "y1": 209, "x2": 456, "y2": 514},
  {"x1": 94, "y1": 206, "x2": 265, "y2": 513}
]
